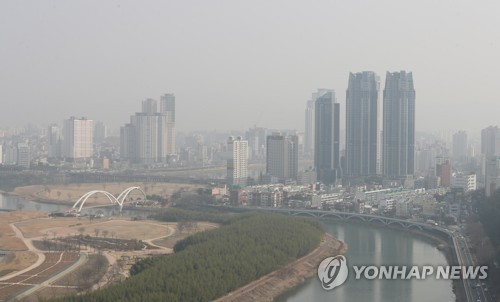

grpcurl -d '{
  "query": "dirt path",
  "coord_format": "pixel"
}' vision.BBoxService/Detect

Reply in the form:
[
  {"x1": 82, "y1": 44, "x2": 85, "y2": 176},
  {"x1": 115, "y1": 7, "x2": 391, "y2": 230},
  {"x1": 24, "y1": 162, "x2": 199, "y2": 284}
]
[
  {"x1": 214, "y1": 234, "x2": 347, "y2": 302},
  {"x1": 0, "y1": 223, "x2": 46, "y2": 282},
  {"x1": 90, "y1": 222, "x2": 177, "y2": 291},
  {"x1": 0, "y1": 221, "x2": 88, "y2": 301},
  {"x1": 144, "y1": 225, "x2": 175, "y2": 250}
]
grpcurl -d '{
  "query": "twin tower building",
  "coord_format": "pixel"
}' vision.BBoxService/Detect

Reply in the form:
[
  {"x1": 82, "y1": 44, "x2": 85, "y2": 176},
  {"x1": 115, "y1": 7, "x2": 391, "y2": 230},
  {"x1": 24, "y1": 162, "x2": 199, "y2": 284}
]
[{"x1": 307, "y1": 71, "x2": 415, "y2": 186}]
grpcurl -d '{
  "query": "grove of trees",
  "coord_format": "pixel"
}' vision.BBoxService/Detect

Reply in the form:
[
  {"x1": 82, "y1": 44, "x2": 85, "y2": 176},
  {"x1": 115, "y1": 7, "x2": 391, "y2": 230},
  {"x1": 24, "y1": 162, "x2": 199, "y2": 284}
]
[{"x1": 50, "y1": 212, "x2": 323, "y2": 302}]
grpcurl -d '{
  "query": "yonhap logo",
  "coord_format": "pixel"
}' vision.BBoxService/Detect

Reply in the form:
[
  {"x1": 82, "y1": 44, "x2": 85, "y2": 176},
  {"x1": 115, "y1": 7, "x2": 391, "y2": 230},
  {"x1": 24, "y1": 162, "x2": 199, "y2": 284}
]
[
  {"x1": 317, "y1": 255, "x2": 488, "y2": 291},
  {"x1": 317, "y1": 255, "x2": 349, "y2": 290}
]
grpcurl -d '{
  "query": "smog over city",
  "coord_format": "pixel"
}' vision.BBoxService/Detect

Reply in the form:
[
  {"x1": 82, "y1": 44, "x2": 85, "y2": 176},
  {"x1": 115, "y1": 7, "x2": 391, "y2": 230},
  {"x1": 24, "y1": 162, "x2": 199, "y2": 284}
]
[{"x1": 1, "y1": 1, "x2": 500, "y2": 302}]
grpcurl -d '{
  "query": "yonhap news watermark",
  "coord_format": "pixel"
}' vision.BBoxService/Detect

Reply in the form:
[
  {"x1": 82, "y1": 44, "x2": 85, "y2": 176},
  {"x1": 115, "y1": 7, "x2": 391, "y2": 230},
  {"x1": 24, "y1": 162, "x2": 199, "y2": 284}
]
[{"x1": 317, "y1": 255, "x2": 488, "y2": 291}]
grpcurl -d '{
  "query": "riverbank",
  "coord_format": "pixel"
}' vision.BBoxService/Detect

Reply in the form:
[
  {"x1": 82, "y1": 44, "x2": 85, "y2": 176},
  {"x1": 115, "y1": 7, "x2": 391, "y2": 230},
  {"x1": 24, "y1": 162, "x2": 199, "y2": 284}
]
[
  {"x1": 214, "y1": 233, "x2": 347, "y2": 302},
  {"x1": 10, "y1": 183, "x2": 203, "y2": 205}
]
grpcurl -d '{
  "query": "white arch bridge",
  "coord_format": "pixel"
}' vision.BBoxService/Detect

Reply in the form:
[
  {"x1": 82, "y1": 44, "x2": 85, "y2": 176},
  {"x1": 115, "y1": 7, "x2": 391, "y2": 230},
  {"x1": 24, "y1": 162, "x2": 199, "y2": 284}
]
[{"x1": 72, "y1": 186, "x2": 147, "y2": 213}]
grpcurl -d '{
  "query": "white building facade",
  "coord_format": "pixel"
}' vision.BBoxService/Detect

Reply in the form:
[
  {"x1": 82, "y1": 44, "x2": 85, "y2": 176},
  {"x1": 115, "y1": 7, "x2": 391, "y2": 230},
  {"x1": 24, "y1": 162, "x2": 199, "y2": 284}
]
[
  {"x1": 62, "y1": 117, "x2": 93, "y2": 159},
  {"x1": 227, "y1": 136, "x2": 248, "y2": 187}
]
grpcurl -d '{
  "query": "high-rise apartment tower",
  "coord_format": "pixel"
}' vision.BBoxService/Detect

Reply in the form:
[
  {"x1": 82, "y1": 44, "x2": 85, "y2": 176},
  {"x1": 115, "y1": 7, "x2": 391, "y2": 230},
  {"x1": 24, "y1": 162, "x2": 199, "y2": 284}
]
[
  {"x1": 266, "y1": 133, "x2": 299, "y2": 182},
  {"x1": 382, "y1": 71, "x2": 415, "y2": 178},
  {"x1": 227, "y1": 136, "x2": 248, "y2": 187},
  {"x1": 346, "y1": 71, "x2": 379, "y2": 177},
  {"x1": 314, "y1": 89, "x2": 340, "y2": 186}
]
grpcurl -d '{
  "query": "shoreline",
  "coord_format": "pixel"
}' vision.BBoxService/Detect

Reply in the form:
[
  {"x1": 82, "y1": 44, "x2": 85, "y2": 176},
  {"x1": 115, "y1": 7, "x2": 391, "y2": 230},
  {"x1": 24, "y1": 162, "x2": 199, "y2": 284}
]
[{"x1": 214, "y1": 233, "x2": 347, "y2": 302}]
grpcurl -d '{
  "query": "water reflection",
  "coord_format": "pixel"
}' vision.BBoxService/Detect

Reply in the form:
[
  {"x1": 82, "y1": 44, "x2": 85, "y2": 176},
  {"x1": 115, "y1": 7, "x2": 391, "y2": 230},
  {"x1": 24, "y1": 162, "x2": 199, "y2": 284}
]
[{"x1": 277, "y1": 221, "x2": 454, "y2": 302}]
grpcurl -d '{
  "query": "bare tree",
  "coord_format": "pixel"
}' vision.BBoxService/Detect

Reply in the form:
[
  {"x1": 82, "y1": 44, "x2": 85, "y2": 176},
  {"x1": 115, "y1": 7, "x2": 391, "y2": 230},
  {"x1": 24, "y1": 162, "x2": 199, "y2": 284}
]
[
  {"x1": 94, "y1": 228, "x2": 100, "y2": 237},
  {"x1": 102, "y1": 230, "x2": 109, "y2": 238}
]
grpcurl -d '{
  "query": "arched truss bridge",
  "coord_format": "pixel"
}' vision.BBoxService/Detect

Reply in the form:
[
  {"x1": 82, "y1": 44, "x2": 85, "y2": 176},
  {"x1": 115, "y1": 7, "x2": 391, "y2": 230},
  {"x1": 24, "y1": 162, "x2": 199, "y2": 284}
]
[{"x1": 72, "y1": 186, "x2": 147, "y2": 213}]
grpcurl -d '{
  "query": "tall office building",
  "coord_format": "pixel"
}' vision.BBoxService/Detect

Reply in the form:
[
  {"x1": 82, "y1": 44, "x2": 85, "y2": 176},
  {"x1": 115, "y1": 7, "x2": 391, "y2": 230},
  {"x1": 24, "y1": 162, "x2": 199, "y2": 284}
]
[
  {"x1": 121, "y1": 100, "x2": 164, "y2": 164},
  {"x1": 452, "y1": 130, "x2": 468, "y2": 162},
  {"x1": 62, "y1": 117, "x2": 93, "y2": 159},
  {"x1": 227, "y1": 136, "x2": 248, "y2": 187},
  {"x1": 120, "y1": 123, "x2": 136, "y2": 160},
  {"x1": 481, "y1": 126, "x2": 500, "y2": 157},
  {"x1": 17, "y1": 143, "x2": 30, "y2": 169},
  {"x1": 4, "y1": 145, "x2": 17, "y2": 165},
  {"x1": 345, "y1": 71, "x2": 379, "y2": 177},
  {"x1": 93, "y1": 121, "x2": 107, "y2": 144},
  {"x1": 304, "y1": 99, "x2": 315, "y2": 157},
  {"x1": 131, "y1": 113, "x2": 165, "y2": 164},
  {"x1": 245, "y1": 127, "x2": 267, "y2": 160},
  {"x1": 266, "y1": 133, "x2": 299, "y2": 182},
  {"x1": 142, "y1": 98, "x2": 158, "y2": 115},
  {"x1": 160, "y1": 93, "x2": 176, "y2": 122},
  {"x1": 121, "y1": 95, "x2": 176, "y2": 164},
  {"x1": 47, "y1": 124, "x2": 61, "y2": 158},
  {"x1": 160, "y1": 93, "x2": 176, "y2": 155},
  {"x1": 435, "y1": 157, "x2": 452, "y2": 187},
  {"x1": 314, "y1": 89, "x2": 340, "y2": 186},
  {"x1": 485, "y1": 156, "x2": 500, "y2": 197},
  {"x1": 382, "y1": 71, "x2": 415, "y2": 179}
]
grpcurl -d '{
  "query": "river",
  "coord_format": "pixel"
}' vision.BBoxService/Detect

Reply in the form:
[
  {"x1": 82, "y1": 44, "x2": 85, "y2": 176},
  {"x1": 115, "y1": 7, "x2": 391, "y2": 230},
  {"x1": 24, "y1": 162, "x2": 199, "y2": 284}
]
[
  {"x1": 0, "y1": 194, "x2": 455, "y2": 301},
  {"x1": 0, "y1": 193, "x2": 143, "y2": 217},
  {"x1": 276, "y1": 221, "x2": 455, "y2": 302}
]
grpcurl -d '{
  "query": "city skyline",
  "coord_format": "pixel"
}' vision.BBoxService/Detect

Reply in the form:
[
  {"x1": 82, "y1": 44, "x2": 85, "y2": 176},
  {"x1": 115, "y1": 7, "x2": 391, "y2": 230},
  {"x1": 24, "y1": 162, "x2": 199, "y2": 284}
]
[{"x1": 1, "y1": 1, "x2": 500, "y2": 134}]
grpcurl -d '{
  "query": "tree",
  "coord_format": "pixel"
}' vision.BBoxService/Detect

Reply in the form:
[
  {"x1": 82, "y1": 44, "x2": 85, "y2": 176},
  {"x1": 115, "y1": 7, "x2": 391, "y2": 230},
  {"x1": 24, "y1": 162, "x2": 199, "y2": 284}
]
[{"x1": 94, "y1": 228, "x2": 100, "y2": 238}]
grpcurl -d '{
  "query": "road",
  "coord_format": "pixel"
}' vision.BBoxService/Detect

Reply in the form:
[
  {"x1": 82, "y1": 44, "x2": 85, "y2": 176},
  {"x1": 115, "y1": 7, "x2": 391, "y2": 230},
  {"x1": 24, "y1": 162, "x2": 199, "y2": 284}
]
[{"x1": 452, "y1": 230, "x2": 491, "y2": 302}]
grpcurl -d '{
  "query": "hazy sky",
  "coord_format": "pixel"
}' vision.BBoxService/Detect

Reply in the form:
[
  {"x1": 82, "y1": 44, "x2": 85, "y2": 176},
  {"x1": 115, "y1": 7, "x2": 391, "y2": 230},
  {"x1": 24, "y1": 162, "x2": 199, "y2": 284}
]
[{"x1": 1, "y1": 0, "x2": 499, "y2": 134}]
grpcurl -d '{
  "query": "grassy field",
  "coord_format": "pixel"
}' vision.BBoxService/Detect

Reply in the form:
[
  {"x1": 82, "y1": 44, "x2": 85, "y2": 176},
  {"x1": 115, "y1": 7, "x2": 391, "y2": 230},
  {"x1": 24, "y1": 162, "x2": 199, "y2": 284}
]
[
  {"x1": 0, "y1": 211, "x2": 47, "y2": 250},
  {"x1": 0, "y1": 251, "x2": 38, "y2": 277},
  {"x1": 0, "y1": 212, "x2": 49, "y2": 278},
  {"x1": 15, "y1": 217, "x2": 175, "y2": 241}
]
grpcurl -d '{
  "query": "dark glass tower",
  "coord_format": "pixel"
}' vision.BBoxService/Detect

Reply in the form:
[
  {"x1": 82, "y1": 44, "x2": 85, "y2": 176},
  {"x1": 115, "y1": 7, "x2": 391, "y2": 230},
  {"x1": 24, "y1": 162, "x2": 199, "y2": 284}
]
[
  {"x1": 346, "y1": 71, "x2": 379, "y2": 177},
  {"x1": 314, "y1": 89, "x2": 340, "y2": 186},
  {"x1": 382, "y1": 71, "x2": 415, "y2": 178}
]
